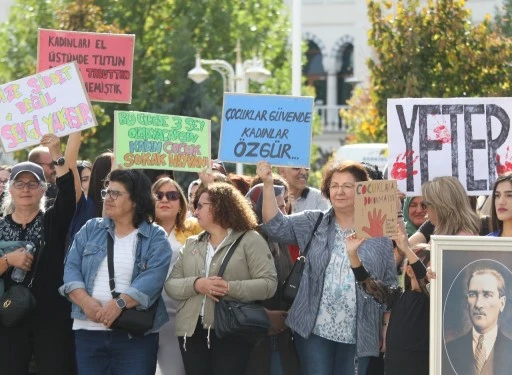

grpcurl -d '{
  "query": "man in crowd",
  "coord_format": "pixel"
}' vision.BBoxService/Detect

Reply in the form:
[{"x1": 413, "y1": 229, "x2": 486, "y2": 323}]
[
  {"x1": 28, "y1": 146, "x2": 59, "y2": 207},
  {"x1": 278, "y1": 166, "x2": 329, "y2": 213}
]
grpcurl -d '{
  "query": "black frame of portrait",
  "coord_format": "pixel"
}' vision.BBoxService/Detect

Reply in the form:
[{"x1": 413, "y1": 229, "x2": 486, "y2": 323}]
[{"x1": 430, "y1": 235, "x2": 512, "y2": 375}]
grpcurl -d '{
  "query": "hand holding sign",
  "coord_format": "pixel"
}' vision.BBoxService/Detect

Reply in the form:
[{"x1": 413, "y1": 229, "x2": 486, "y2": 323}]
[
  {"x1": 40, "y1": 133, "x2": 60, "y2": 153},
  {"x1": 256, "y1": 161, "x2": 274, "y2": 185},
  {"x1": 362, "y1": 208, "x2": 387, "y2": 238}
]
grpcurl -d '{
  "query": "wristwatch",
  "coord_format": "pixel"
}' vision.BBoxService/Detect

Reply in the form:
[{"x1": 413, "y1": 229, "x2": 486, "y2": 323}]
[
  {"x1": 52, "y1": 156, "x2": 65, "y2": 166},
  {"x1": 115, "y1": 297, "x2": 127, "y2": 311}
]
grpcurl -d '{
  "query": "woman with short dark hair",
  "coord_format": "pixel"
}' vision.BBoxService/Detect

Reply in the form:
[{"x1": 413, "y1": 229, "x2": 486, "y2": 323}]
[{"x1": 60, "y1": 169, "x2": 172, "y2": 375}]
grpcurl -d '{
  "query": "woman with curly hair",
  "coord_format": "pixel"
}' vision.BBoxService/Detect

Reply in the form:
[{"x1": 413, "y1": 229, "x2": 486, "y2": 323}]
[{"x1": 165, "y1": 182, "x2": 277, "y2": 375}]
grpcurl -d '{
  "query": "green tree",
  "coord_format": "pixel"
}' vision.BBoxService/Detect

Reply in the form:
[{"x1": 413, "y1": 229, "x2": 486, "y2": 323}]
[
  {"x1": 342, "y1": 0, "x2": 512, "y2": 143},
  {"x1": 492, "y1": 0, "x2": 512, "y2": 36}
]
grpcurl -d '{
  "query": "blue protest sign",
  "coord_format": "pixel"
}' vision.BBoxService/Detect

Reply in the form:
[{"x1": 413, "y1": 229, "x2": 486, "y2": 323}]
[{"x1": 219, "y1": 93, "x2": 314, "y2": 167}]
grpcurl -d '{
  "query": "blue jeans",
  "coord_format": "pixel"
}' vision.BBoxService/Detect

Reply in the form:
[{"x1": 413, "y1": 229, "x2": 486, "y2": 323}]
[
  {"x1": 294, "y1": 333, "x2": 370, "y2": 375},
  {"x1": 74, "y1": 330, "x2": 158, "y2": 375}
]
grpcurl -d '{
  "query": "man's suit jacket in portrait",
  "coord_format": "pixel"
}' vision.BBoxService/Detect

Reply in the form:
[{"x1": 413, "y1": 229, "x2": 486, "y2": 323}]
[{"x1": 446, "y1": 329, "x2": 512, "y2": 375}]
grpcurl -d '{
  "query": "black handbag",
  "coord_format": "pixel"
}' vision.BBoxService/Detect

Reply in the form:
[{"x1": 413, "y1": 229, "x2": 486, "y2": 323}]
[
  {"x1": 0, "y1": 284, "x2": 36, "y2": 327},
  {"x1": 106, "y1": 234, "x2": 157, "y2": 336},
  {"x1": 214, "y1": 232, "x2": 270, "y2": 339},
  {"x1": 281, "y1": 213, "x2": 323, "y2": 306},
  {"x1": 0, "y1": 242, "x2": 43, "y2": 328}
]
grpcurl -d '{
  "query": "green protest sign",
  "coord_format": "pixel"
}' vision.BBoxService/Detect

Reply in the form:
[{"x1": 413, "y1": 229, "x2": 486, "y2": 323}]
[{"x1": 114, "y1": 110, "x2": 211, "y2": 172}]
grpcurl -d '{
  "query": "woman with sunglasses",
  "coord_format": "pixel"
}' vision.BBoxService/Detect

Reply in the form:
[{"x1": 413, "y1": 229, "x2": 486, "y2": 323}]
[
  {"x1": 489, "y1": 172, "x2": 512, "y2": 237},
  {"x1": 152, "y1": 177, "x2": 201, "y2": 375},
  {"x1": 60, "y1": 169, "x2": 172, "y2": 375}
]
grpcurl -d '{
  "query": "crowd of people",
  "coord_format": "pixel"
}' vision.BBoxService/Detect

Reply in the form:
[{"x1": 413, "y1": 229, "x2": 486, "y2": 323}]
[{"x1": 0, "y1": 134, "x2": 511, "y2": 375}]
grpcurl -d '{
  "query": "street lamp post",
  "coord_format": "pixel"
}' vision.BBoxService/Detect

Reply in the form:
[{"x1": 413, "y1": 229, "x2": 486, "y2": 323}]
[{"x1": 187, "y1": 41, "x2": 271, "y2": 175}]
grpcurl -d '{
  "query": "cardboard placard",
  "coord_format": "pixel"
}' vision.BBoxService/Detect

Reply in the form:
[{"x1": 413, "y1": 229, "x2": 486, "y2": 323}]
[
  {"x1": 219, "y1": 93, "x2": 314, "y2": 167},
  {"x1": 354, "y1": 180, "x2": 397, "y2": 238},
  {"x1": 0, "y1": 62, "x2": 97, "y2": 153},
  {"x1": 38, "y1": 29, "x2": 135, "y2": 103},
  {"x1": 114, "y1": 110, "x2": 211, "y2": 172}
]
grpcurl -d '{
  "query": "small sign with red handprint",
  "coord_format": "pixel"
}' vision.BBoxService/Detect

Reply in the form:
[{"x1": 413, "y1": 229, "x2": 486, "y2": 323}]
[{"x1": 354, "y1": 180, "x2": 398, "y2": 238}]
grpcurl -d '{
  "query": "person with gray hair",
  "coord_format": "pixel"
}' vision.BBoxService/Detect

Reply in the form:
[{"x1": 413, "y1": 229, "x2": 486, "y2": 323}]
[
  {"x1": 0, "y1": 134, "x2": 78, "y2": 374},
  {"x1": 446, "y1": 267, "x2": 512, "y2": 375}
]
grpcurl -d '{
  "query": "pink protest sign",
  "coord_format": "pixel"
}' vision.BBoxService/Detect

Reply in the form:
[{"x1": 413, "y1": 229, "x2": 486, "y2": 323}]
[
  {"x1": 0, "y1": 62, "x2": 97, "y2": 153},
  {"x1": 37, "y1": 29, "x2": 135, "y2": 104}
]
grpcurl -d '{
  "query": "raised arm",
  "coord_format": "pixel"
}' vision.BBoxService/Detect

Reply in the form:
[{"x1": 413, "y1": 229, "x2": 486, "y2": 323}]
[
  {"x1": 346, "y1": 234, "x2": 401, "y2": 308},
  {"x1": 256, "y1": 161, "x2": 279, "y2": 223},
  {"x1": 65, "y1": 131, "x2": 83, "y2": 203}
]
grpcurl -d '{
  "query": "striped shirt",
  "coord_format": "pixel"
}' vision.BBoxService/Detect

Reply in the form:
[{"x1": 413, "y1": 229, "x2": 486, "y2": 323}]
[{"x1": 261, "y1": 208, "x2": 397, "y2": 357}]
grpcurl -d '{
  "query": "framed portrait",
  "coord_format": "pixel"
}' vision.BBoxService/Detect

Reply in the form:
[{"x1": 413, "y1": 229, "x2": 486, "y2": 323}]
[{"x1": 430, "y1": 235, "x2": 512, "y2": 375}]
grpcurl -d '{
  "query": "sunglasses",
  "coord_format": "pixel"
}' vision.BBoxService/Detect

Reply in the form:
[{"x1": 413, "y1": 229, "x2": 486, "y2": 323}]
[{"x1": 155, "y1": 191, "x2": 181, "y2": 201}]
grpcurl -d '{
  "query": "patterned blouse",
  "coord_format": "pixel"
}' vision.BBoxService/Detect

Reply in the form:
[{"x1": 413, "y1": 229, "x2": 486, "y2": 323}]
[{"x1": 313, "y1": 224, "x2": 357, "y2": 343}]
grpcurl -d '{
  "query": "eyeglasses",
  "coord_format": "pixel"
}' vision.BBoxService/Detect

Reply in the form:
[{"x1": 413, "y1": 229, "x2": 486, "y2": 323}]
[
  {"x1": 155, "y1": 191, "x2": 181, "y2": 201},
  {"x1": 420, "y1": 201, "x2": 431, "y2": 210},
  {"x1": 12, "y1": 181, "x2": 42, "y2": 190},
  {"x1": 329, "y1": 183, "x2": 355, "y2": 192},
  {"x1": 101, "y1": 189, "x2": 127, "y2": 201},
  {"x1": 291, "y1": 167, "x2": 309, "y2": 171},
  {"x1": 196, "y1": 202, "x2": 212, "y2": 210}
]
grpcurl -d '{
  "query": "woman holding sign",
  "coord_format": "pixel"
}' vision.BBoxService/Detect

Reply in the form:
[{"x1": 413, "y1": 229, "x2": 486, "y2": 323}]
[{"x1": 257, "y1": 160, "x2": 396, "y2": 375}]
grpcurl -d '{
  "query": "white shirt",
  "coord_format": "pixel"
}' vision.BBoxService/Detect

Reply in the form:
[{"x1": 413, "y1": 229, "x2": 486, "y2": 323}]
[
  {"x1": 472, "y1": 325, "x2": 498, "y2": 361},
  {"x1": 200, "y1": 229, "x2": 232, "y2": 317},
  {"x1": 73, "y1": 230, "x2": 138, "y2": 330}
]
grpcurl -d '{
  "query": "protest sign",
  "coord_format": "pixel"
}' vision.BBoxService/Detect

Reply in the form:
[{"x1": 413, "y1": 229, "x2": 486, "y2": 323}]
[
  {"x1": 387, "y1": 97, "x2": 512, "y2": 195},
  {"x1": 354, "y1": 180, "x2": 397, "y2": 239},
  {"x1": 114, "y1": 111, "x2": 211, "y2": 172},
  {"x1": 0, "y1": 62, "x2": 97, "y2": 153},
  {"x1": 219, "y1": 93, "x2": 314, "y2": 167},
  {"x1": 38, "y1": 29, "x2": 135, "y2": 103}
]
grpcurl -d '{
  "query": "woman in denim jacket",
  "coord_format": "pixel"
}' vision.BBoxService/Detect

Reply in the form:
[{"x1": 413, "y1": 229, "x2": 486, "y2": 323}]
[{"x1": 60, "y1": 169, "x2": 172, "y2": 375}]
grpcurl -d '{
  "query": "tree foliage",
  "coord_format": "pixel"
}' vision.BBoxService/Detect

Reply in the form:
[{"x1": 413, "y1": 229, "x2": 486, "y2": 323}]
[{"x1": 343, "y1": 0, "x2": 512, "y2": 143}]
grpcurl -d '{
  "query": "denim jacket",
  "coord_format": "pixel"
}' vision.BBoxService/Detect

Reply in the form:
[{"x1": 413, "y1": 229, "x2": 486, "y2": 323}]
[{"x1": 59, "y1": 217, "x2": 172, "y2": 332}]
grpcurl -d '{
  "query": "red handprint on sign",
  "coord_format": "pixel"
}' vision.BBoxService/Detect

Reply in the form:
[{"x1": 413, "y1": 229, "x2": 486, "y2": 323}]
[
  {"x1": 362, "y1": 208, "x2": 387, "y2": 238},
  {"x1": 496, "y1": 146, "x2": 512, "y2": 175},
  {"x1": 390, "y1": 150, "x2": 419, "y2": 180},
  {"x1": 432, "y1": 124, "x2": 451, "y2": 144}
]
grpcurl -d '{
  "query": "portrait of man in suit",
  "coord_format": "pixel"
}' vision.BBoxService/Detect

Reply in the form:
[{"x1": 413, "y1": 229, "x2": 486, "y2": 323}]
[{"x1": 446, "y1": 267, "x2": 512, "y2": 375}]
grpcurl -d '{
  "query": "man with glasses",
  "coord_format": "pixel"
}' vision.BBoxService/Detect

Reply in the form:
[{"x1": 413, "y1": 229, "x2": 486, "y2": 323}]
[
  {"x1": 445, "y1": 267, "x2": 512, "y2": 375},
  {"x1": 28, "y1": 146, "x2": 62, "y2": 208},
  {"x1": 278, "y1": 166, "x2": 329, "y2": 213}
]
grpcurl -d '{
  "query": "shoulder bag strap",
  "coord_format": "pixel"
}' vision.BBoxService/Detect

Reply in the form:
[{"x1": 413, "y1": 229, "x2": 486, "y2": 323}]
[
  {"x1": 107, "y1": 234, "x2": 120, "y2": 298},
  {"x1": 217, "y1": 231, "x2": 248, "y2": 278},
  {"x1": 301, "y1": 213, "x2": 324, "y2": 257}
]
